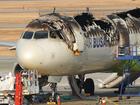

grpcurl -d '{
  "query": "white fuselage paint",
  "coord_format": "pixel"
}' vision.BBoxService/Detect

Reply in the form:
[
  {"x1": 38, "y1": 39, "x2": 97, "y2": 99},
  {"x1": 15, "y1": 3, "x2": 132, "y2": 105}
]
[{"x1": 16, "y1": 38, "x2": 116, "y2": 76}]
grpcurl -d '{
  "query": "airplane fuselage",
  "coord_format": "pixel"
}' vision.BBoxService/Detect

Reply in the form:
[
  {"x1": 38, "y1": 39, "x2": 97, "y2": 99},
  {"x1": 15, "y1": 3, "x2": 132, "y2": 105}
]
[
  {"x1": 16, "y1": 10, "x2": 140, "y2": 76},
  {"x1": 17, "y1": 38, "x2": 116, "y2": 75}
]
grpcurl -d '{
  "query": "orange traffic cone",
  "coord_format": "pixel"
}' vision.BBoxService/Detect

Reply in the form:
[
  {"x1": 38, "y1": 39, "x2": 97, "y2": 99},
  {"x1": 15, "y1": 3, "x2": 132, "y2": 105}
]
[{"x1": 57, "y1": 96, "x2": 61, "y2": 105}]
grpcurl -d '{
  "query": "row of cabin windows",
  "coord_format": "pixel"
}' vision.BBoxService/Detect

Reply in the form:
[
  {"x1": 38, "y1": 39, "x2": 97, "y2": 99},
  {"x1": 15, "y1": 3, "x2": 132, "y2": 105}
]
[{"x1": 22, "y1": 31, "x2": 63, "y2": 39}]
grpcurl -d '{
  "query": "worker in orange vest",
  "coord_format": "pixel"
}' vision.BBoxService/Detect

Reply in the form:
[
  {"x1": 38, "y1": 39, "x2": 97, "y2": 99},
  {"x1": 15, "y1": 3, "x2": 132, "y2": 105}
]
[{"x1": 57, "y1": 95, "x2": 61, "y2": 105}]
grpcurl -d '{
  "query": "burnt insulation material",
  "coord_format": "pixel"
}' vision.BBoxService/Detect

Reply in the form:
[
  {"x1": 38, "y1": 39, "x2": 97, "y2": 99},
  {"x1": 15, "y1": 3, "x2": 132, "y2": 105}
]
[
  {"x1": 94, "y1": 20, "x2": 112, "y2": 32},
  {"x1": 27, "y1": 19, "x2": 48, "y2": 29},
  {"x1": 117, "y1": 8, "x2": 140, "y2": 19},
  {"x1": 74, "y1": 13, "x2": 95, "y2": 31}
]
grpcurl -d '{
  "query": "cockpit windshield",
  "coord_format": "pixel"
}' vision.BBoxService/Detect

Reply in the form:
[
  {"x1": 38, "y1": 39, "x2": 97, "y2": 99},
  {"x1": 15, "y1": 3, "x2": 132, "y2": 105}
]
[
  {"x1": 22, "y1": 31, "x2": 33, "y2": 39},
  {"x1": 34, "y1": 31, "x2": 48, "y2": 39}
]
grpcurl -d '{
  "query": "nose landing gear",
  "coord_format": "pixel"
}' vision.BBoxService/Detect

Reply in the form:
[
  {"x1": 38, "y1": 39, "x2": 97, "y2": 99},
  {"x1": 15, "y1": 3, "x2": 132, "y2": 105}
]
[
  {"x1": 49, "y1": 83, "x2": 57, "y2": 102},
  {"x1": 47, "y1": 83, "x2": 58, "y2": 104},
  {"x1": 47, "y1": 76, "x2": 62, "y2": 105}
]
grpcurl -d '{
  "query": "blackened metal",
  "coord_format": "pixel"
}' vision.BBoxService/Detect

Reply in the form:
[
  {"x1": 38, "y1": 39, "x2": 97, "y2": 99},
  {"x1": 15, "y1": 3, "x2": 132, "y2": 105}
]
[
  {"x1": 116, "y1": 8, "x2": 140, "y2": 19},
  {"x1": 27, "y1": 13, "x2": 82, "y2": 51},
  {"x1": 26, "y1": 8, "x2": 140, "y2": 50},
  {"x1": 74, "y1": 13, "x2": 95, "y2": 31},
  {"x1": 107, "y1": 14, "x2": 130, "y2": 47}
]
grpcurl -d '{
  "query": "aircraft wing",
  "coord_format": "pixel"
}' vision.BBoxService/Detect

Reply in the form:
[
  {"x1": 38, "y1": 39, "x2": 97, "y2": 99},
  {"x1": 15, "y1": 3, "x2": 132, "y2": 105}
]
[{"x1": 0, "y1": 41, "x2": 16, "y2": 50}]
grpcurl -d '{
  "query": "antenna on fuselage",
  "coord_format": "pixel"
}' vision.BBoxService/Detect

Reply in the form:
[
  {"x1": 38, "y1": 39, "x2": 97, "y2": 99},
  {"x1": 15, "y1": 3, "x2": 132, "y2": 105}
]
[
  {"x1": 53, "y1": 7, "x2": 56, "y2": 13},
  {"x1": 39, "y1": 9, "x2": 41, "y2": 16},
  {"x1": 86, "y1": 7, "x2": 90, "y2": 13}
]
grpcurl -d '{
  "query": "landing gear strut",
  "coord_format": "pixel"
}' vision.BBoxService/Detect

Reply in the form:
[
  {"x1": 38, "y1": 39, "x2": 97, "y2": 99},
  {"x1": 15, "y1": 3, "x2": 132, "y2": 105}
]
[
  {"x1": 68, "y1": 75, "x2": 95, "y2": 99},
  {"x1": 49, "y1": 83, "x2": 57, "y2": 102}
]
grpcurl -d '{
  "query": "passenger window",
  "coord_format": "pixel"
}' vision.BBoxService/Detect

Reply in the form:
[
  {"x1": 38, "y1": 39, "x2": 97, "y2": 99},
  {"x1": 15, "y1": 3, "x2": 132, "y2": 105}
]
[
  {"x1": 23, "y1": 31, "x2": 33, "y2": 39},
  {"x1": 34, "y1": 31, "x2": 48, "y2": 39}
]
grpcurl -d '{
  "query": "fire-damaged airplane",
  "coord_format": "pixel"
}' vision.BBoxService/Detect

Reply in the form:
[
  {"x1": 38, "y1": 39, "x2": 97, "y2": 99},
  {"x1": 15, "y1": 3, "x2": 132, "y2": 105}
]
[{"x1": 0, "y1": 8, "x2": 140, "y2": 99}]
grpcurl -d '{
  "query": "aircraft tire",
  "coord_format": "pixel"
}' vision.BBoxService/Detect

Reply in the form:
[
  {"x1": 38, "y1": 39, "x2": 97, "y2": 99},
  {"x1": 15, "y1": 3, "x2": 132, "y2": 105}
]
[{"x1": 84, "y1": 78, "x2": 94, "y2": 96}]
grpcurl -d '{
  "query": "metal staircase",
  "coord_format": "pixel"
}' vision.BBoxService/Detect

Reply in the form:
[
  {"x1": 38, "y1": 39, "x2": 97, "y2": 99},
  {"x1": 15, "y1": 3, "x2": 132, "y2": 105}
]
[{"x1": 115, "y1": 45, "x2": 140, "y2": 99}]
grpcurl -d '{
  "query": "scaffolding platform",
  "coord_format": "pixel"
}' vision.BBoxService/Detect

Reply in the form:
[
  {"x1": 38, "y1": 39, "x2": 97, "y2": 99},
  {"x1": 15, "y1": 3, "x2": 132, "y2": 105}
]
[
  {"x1": 116, "y1": 55, "x2": 140, "y2": 60},
  {"x1": 115, "y1": 45, "x2": 140, "y2": 99},
  {"x1": 115, "y1": 45, "x2": 140, "y2": 60}
]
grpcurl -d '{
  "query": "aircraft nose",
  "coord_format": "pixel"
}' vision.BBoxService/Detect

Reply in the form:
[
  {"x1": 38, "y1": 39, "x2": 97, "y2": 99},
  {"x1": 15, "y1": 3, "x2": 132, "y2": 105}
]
[{"x1": 16, "y1": 43, "x2": 44, "y2": 69}]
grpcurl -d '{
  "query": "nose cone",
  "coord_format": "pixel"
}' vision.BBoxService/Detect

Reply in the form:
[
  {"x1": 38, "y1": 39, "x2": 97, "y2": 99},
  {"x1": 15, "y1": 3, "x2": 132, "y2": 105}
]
[{"x1": 16, "y1": 41, "x2": 44, "y2": 70}]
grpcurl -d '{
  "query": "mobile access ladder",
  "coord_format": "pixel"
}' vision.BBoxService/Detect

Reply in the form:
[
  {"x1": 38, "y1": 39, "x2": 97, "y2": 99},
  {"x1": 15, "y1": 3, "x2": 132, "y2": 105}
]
[{"x1": 115, "y1": 45, "x2": 140, "y2": 99}]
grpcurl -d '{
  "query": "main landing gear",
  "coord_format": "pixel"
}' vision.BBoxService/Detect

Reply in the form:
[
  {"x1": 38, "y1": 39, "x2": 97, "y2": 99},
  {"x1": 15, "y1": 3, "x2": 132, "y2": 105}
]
[
  {"x1": 48, "y1": 75, "x2": 95, "y2": 102},
  {"x1": 68, "y1": 75, "x2": 95, "y2": 99},
  {"x1": 84, "y1": 78, "x2": 95, "y2": 96}
]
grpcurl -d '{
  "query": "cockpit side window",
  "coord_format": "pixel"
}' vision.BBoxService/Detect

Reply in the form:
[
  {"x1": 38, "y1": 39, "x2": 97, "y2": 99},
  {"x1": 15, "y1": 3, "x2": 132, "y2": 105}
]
[
  {"x1": 50, "y1": 31, "x2": 63, "y2": 39},
  {"x1": 50, "y1": 31, "x2": 57, "y2": 39},
  {"x1": 22, "y1": 31, "x2": 33, "y2": 39},
  {"x1": 56, "y1": 31, "x2": 63, "y2": 39},
  {"x1": 34, "y1": 31, "x2": 48, "y2": 39}
]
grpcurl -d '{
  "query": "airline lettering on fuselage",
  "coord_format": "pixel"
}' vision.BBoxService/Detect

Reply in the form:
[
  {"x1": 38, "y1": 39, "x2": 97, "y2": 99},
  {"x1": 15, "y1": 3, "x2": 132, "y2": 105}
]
[
  {"x1": 86, "y1": 34, "x2": 118, "y2": 48},
  {"x1": 88, "y1": 36, "x2": 105, "y2": 48}
]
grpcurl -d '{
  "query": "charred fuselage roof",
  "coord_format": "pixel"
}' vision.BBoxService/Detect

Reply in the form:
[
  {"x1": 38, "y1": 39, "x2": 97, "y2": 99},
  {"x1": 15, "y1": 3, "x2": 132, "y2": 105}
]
[
  {"x1": 74, "y1": 13, "x2": 95, "y2": 31},
  {"x1": 116, "y1": 8, "x2": 140, "y2": 19},
  {"x1": 25, "y1": 8, "x2": 140, "y2": 50},
  {"x1": 27, "y1": 13, "x2": 64, "y2": 29}
]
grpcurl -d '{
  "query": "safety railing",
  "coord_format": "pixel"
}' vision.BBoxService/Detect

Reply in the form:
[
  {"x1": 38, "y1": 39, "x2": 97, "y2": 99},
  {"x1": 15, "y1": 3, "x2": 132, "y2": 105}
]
[{"x1": 115, "y1": 45, "x2": 140, "y2": 60}]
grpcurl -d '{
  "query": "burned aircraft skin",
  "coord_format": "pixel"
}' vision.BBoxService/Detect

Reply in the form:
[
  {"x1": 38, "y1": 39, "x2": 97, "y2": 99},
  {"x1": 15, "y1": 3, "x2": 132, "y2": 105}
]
[
  {"x1": 80, "y1": 8, "x2": 140, "y2": 50},
  {"x1": 15, "y1": 8, "x2": 140, "y2": 99},
  {"x1": 26, "y1": 13, "x2": 85, "y2": 53},
  {"x1": 16, "y1": 8, "x2": 140, "y2": 76},
  {"x1": 108, "y1": 8, "x2": 140, "y2": 45},
  {"x1": 25, "y1": 9, "x2": 140, "y2": 53},
  {"x1": 26, "y1": 12, "x2": 121, "y2": 52},
  {"x1": 74, "y1": 13, "x2": 119, "y2": 48}
]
